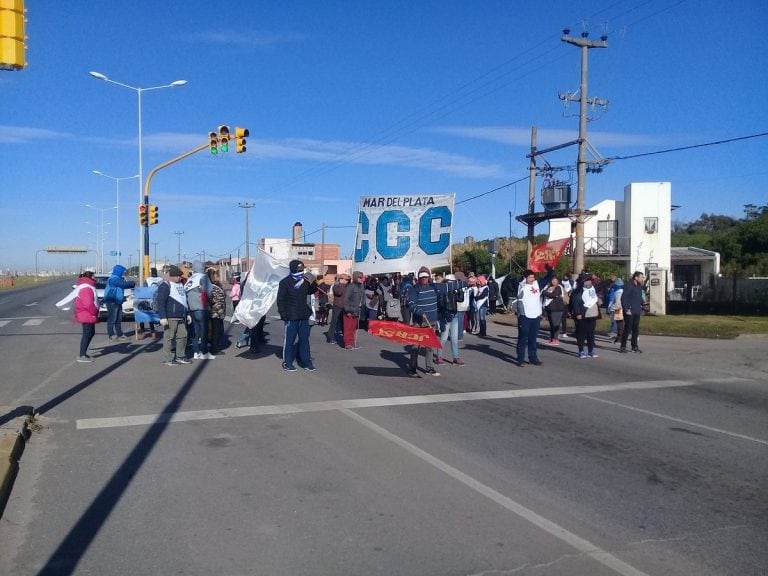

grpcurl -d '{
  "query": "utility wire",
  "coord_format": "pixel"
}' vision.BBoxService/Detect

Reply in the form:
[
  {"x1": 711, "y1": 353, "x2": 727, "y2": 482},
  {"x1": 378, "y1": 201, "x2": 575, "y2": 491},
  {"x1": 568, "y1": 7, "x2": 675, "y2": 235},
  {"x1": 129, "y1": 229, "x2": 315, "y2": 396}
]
[{"x1": 607, "y1": 131, "x2": 768, "y2": 161}]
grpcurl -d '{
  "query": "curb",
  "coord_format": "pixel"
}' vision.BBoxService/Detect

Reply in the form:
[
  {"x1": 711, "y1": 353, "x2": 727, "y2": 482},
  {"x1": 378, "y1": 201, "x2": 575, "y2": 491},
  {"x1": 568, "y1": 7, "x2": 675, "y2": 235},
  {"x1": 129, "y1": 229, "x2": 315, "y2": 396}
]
[{"x1": 0, "y1": 406, "x2": 33, "y2": 518}]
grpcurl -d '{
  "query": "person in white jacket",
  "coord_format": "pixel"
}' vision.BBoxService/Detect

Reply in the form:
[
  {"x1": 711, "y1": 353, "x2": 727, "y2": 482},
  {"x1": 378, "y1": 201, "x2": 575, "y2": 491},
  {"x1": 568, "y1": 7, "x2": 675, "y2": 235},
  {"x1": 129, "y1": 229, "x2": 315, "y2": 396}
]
[{"x1": 515, "y1": 265, "x2": 553, "y2": 366}]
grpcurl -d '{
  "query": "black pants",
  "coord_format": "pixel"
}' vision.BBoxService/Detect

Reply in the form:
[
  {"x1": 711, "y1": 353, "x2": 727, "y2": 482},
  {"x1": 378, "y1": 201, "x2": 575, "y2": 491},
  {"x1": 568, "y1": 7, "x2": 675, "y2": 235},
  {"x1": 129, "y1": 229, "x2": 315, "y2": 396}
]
[
  {"x1": 575, "y1": 317, "x2": 596, "y2": 353},
  {"x1": 621, "y1": 314, "x2": 641, "y2": 349},
  {"x1": 209, "y1": 318, "x2": 224, "y2": 353},
  {"x1": 249, "y1": 316, "x2": 267, "y2": 351},
  {"x1": 79, "y1": 323, "x2": 95, "y2": 357}
]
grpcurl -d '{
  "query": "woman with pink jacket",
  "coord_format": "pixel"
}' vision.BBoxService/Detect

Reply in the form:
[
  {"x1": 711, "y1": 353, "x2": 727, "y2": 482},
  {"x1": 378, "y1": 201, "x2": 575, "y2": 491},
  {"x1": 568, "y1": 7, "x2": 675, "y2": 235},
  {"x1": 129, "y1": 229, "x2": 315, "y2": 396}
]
[{"x1": 57, "y1": 271, "x2": 100, "y2": 362}]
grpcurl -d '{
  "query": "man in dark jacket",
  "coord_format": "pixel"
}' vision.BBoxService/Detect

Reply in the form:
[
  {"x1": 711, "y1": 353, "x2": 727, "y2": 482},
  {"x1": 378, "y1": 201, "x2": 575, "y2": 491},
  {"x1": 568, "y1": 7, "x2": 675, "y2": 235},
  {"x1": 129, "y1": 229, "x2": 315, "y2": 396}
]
[
  {"x1": 276, "y1": 259, "x2": 318, "y2": 371},
  {"x1": 327, "y1": 273, "x2": 349, "y2": 344},
  {"x1": 157, "y1": 265, "x2": 191, "y2": 365},
  {"x1": 620, "y1": 271, "x2": 646, "y2": 353},
  {"x1": 407, "y1": 266, "x2": 441, "y2": 377}
]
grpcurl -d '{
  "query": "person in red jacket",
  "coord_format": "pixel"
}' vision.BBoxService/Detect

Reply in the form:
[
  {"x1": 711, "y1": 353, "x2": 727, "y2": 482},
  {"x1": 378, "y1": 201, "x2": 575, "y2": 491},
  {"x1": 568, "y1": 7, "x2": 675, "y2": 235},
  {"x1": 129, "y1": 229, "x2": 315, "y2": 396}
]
[{"x1": 57, "y1": 271, "x2": 100, "y2": 362}]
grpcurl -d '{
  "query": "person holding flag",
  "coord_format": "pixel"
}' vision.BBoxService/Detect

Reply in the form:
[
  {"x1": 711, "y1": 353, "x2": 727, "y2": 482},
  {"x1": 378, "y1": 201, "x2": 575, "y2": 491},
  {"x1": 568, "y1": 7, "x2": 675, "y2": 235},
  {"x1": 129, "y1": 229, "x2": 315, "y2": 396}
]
[
  {"x1": 407, "y1": 266, "x2": 441, "y2": 377},
  {"x1": 276, "y1": 259, "x2": 319, "y2": 372}
]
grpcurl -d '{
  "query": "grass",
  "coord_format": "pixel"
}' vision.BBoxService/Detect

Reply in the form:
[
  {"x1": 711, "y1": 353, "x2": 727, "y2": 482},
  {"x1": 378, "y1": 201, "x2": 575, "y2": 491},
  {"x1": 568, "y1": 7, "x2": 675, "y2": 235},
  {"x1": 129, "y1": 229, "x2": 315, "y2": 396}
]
[
  {"x1": 0, "y1": 275, "x2": 72, "y2": 290},
  {"x1": 492, "y1": 311, "x2": 768, "y2": 339}
]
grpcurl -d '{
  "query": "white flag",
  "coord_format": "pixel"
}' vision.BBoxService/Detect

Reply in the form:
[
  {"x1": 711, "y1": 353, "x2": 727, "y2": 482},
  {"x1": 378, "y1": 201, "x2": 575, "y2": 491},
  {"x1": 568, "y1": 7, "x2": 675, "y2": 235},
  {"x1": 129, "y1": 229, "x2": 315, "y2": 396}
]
[{"x1": 234, "y1": 248, "x2": 289, "y2": 328}]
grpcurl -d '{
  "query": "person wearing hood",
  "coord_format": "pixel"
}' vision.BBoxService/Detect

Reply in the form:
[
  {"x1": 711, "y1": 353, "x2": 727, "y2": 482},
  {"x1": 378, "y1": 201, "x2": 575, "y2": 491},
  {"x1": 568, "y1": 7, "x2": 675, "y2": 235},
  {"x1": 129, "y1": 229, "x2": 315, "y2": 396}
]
[
  {"x1": 56, "y1": 271, "x2": 100, "y2": 362},
  {"x1": 608, "y1": 278, "x2": 625, "y2": 344},
  {"x1": 571, "y1": 272, "x2": 600, "y2": 359},
  {"x1": 103, "y1": 264, "x2": 136, "y2": 340},
  {"x1": 185, "y1": 260, "x2": 216, "y2": 360},
  {"x1": 276, "y1": 259, "x2": 319, "y2": 371},
  {"x1": 342, "y1": 271, "x2": 365, "y2": 350}
]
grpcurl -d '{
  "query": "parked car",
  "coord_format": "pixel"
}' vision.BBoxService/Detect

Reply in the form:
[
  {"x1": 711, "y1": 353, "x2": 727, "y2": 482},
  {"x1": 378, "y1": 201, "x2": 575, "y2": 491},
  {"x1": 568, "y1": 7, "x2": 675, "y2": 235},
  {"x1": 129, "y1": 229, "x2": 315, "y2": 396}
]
[{"x1": 90, "y1": 274, "x2": 135, "y2": 320}]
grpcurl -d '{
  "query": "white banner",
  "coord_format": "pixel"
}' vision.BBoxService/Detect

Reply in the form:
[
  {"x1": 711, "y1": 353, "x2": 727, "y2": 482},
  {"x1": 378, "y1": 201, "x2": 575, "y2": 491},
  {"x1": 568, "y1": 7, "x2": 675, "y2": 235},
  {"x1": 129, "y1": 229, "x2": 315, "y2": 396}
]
[
  {"x1": 233, "y1": 248, "x2": 289, "y2": 328},
  {"x1": 353, "y1": 194, "x2": 455, "y2": 274}
]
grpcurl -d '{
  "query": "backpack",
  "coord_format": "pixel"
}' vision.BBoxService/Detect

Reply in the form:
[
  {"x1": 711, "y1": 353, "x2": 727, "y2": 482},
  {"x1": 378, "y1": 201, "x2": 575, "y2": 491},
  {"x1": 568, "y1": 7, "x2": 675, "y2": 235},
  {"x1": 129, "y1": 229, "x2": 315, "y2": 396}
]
[
  {"x1": 151, "y1": 282, "x2": 167, "y2": 313},
  {"x1": 385, "y1": 298, "x2": 401, "y2": 319}
]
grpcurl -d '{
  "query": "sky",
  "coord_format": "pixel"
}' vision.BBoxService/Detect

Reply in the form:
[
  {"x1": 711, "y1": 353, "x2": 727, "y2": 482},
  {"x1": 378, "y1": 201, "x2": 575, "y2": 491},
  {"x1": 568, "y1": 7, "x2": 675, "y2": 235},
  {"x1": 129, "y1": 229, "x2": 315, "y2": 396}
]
[{"x1": 2, "y1": 0, "x2": 767, "y2": 273}]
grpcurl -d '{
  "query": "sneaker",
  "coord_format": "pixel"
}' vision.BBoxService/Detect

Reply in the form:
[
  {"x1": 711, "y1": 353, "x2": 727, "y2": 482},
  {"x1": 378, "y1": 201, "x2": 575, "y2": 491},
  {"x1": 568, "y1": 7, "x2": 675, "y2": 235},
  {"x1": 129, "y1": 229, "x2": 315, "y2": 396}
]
[
  {"x1": 588, "y1": 352, "x2": 599, "y2": 358},
  {"x1": 109, "y1": 335, "x2": 117, "y2": 341},
  {"x1": 345, "y1": 345, "x2": 353, "y2": 350},
  {"x1": 407, "y1": 368, "x2": 420, "y2": 377},
  {"x1": 554, "y1": 339, "x2": 561, "y2": 345},
  {"x1": 176, "y1": 357, "x2": 192, "y2": 364},
  {"x1": 193, "y1": 352, "x2": 202, "y2": 360},
  {"x1": 426, "y1": 368, "x2": 440, "y2": 377},
  {"x1": 434, "y1": 357, "x2": 445, "y2": 365},
  {"x1": 453, "y1": 358, "x2": 465, "y2": 366},
  {"x1": 619, "y1": 348, "x2": 628, "y2": 354},
  {"x1": 163, "y1": 360, "x2": 180, "y2": 366},
  {"x1": 282, "y1": 363, "x2": 298, "y2": 372},
  {"x1": 203, "y1": 353, "x2": 216, "y2": 360},
  {"x1": 530, "y1": 359, "x2": 543, "y2": 366},
  {"x1": 117, "y1": 335, "x2": 129, "y2": 341},
  {"x1": 76, "y1": 356, "x2": 94, "y2": 363},
  {"x1": 632, "y1": 347, "x2": 643, "y2": 353},
  {"x1": 304, "y1": 365, "x2": 317, "y2": 372},
  {"x1": 578, "y1": 351, "x2": 587, "y2": 359},
  {"x1": 607, "y1": 333, "x2": 617, "y2": 339}
]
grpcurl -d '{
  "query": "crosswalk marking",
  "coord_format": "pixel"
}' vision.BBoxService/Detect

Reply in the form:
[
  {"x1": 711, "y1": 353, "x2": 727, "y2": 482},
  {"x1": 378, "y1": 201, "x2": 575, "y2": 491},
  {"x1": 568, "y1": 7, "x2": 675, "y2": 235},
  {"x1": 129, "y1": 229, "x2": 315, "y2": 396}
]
[
  {"x1": 0, "y1": 320, "x2": 10, "y2": 328},
  {"x1": 22, "y1": 318, "x2": 45, "y2": 326}
]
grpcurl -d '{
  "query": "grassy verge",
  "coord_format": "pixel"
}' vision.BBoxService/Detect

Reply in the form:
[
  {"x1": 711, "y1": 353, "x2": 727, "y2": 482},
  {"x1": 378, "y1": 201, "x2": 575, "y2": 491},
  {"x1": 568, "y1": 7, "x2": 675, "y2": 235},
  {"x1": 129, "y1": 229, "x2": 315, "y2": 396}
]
[{"x1": 492, "y1": 312, "x2": 768, "y2": 339}]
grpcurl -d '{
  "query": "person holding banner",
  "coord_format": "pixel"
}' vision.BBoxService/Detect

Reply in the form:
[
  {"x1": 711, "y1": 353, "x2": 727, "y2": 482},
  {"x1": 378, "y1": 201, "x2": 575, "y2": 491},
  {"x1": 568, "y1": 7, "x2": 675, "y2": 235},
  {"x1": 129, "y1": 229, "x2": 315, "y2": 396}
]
[
  {"x1": 407, "y1": 266, "x2": 441, "y2": 377},
  {"x1": 276, "y1": 260, "x2": 318, "y2": 372},
  {"x1": 515, "y1": 265, "x2": 554, "y2": 367}
]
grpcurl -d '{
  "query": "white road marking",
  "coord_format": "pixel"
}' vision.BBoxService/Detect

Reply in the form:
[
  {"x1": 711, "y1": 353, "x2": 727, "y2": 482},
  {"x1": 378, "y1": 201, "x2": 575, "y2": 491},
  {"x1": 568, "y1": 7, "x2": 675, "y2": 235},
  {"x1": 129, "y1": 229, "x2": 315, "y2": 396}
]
[
  {"x1": 22, "y1": 318, "x2": 44, "y2": 326},
  {"x1": 76, "y1": 379, "x2": 708, "y2": 430},
  {"x1": 0, "y1": 316, "x2": 52, "y2": 320},
  {"x1": 584, "y1": 395, "x2": 768, "y2": 446},
  {"x1": 341, "y1": 408, "x2": 652, "y2": 576},
  {"x1": 0, "y1": 320, "x2": 10, "y2": 328}
]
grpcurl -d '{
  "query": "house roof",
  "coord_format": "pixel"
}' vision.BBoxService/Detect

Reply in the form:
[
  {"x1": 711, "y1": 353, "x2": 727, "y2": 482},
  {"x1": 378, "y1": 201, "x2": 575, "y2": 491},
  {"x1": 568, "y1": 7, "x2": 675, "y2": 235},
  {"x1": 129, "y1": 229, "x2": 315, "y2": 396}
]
[{"x1": 671, "y1": 247, "x2": 719, "y2": 262}]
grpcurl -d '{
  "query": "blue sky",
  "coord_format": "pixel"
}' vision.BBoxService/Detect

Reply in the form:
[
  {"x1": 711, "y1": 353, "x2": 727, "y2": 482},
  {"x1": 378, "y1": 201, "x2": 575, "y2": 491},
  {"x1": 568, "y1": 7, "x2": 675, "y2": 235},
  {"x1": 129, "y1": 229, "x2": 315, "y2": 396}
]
[{"x1": 2, "y1": 0, "x2": 767, "y2": 273}]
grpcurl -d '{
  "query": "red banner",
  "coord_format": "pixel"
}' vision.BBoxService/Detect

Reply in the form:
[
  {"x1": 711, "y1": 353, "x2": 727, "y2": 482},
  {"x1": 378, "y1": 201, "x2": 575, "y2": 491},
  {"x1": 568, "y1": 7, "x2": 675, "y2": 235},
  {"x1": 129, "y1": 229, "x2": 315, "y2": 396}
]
[
  {"x1": 529, "y1": 237, "x2": 571, "y2": 272},
  {"x1": 368, "y1": 320, "x2": 442, "y2": 349}
]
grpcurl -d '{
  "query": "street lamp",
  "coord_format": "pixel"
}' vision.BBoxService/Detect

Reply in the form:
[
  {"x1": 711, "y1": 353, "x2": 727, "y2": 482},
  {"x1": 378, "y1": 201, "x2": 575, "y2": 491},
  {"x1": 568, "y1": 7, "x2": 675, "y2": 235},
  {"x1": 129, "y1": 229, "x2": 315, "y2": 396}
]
[
  {"x1": 89, "y1": 71, "x2": 187, "y2": 283},
  {"x1": 85, "y1": 203, "x2": 115, "y2": 273},
  {"x1": 92, "y1": 170, "x2": 139, "y2": 268}
]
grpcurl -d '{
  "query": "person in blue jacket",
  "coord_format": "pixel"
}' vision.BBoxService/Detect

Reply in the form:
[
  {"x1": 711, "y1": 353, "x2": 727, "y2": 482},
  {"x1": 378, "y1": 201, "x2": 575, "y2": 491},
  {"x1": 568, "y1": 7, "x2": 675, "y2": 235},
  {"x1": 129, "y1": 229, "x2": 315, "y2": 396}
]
[{"x1": 103, "y1": 264, "x2": 136, "y2": 340}]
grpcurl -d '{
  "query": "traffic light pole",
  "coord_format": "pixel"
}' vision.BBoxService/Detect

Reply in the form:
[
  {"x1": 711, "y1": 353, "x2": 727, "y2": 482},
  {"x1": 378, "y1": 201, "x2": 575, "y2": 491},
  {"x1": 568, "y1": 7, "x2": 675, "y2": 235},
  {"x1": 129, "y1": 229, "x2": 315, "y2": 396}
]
[{"x1": 141, "y1": 142, "x2": 208, "y2": 282}]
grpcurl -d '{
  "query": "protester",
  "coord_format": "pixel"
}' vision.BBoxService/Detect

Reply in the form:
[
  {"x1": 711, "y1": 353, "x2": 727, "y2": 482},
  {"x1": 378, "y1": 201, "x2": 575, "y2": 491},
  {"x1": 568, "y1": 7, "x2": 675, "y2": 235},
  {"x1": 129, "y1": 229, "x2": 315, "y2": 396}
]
[
  {"x1": 207, "y1": 268, "x2": 226, "y2": 355},
  {"x1": 474, "y1": 275, "x2": 490, "y2": 336},
  {"x1": 138, "y1": 267, "x2": 162, "y2": 340},
  {"x1": 571, "y1": 272, "x2": 600, "y2": 358},
  {"x1": 276, "y1": 259, "x2": 318, "y2": 371},
  {"x1": 316, "y1": 276, "x2": 330, "y2": 326},
  {"x1": 364, "y1": 276, "x2": 380, "y2": 320},
  {"x1": 399, "y1": 272, "x2": 414, "y2": 325},
  {"x1": 435, "y1": 273, "x2": 466, "y2": 365},
  {"x1": 185, "y1": 260, "x2": 216, "y2": 360},
  {"x1": 609, "y1": 278, "x2": 625, "y2": 344},
  {"x1": 466, "y1": 275, "x2": 478, "y2": 334},
  {"x1": 103, "y1": 264, "x2": 136, "y2": 341},
  {"x1": 229, "y1": 274, "x2": 242, "y2": 321},
  {"x1": 500, "y1": 272, "x2": 519, "y2": 312},
  {"x1": 515, "y1": 265, "x2": 554, "y2": 366},
  {"x1": 543, "y1": 276, "x2": 566, "y2": 345},
  {"x1": 328, "y1": 273, "x2": 349, "y2": 344},
  {"x1": 342, "y1": 271, "x2": 365, "y2": 350},
  {"x1": 487, "y1": 275, "x2": 500, "y2": 315},
  {"x1": 604, "y1": 274, "x2": 619, "y2": 337},
  {"x1": 56, "y1": 271, "x2": 100, "y2": 362},
  {"x1": 407, "y1": 266, "x2": 440, "y2": 376},
  {"x1": 455, "y1": 271, "x2": 470, "y2": 342},
  {"x1": 620, "y1": 271, "x2": 646, "y2": 353},
  {"x1": 157, "y1": 265, "x2": 191, "y2": 366},
  {"x1": 560, "y1": 272, "x2": 575, "y2": 337}
]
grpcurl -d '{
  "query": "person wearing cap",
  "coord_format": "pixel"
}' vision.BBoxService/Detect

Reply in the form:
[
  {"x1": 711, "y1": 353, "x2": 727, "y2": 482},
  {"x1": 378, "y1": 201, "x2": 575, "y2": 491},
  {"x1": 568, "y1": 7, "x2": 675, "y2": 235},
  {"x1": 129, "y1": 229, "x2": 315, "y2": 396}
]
[
  {"x1": 434, "y1": 273, "x2": 467, "y2": 366},
  {"x1": 157, "y1": 265, "x2": 192, "y2": 366},
  {"x1": 342, "y1": 271, "x2": 365, "y2": 349},
  {"x1": 571, "y1": 272, "x2": 600, "y2": 358},
  {"x1": 327, "y1": 273, "x2": 349, "y2": 344},
  {"x1": 277, "y1": 259, "x2": 319, "y2": 371},
  {"x1": 515, "y1": 264, "x2": 554, "y2": 366},
  {"x1": 407, "y1": 266, "x2": 441, "y2": 376},
  {"x1": 185, "y1": 260, "x2": 216, "y2": 360}
]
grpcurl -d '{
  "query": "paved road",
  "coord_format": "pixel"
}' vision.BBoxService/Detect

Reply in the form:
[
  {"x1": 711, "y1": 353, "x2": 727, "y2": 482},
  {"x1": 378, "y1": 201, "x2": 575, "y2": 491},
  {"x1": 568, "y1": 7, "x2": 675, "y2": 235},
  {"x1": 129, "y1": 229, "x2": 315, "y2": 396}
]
[{"x1": 1, "y1": 280, "x2": 766, "y2": 576}]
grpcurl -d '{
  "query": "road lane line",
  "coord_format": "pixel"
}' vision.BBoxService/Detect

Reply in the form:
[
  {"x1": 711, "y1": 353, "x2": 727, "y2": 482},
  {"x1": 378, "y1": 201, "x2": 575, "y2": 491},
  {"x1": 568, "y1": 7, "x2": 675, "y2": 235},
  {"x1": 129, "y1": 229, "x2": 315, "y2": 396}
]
[
  {"x1": 77, "y1": 379, "x2": 703, "y2": 430},
  {"x1": 22, "y1": 318, "x2": 44, "y2": 326},
  {"x1": 583, "y1": 395, "x2": 768, "y2": 446},
  {"x1": 341, "y1": 408, "x2": 652, "y2": 576},
  {"x1": 0, "y1": 320, "x2": 10, "y2": 328}
]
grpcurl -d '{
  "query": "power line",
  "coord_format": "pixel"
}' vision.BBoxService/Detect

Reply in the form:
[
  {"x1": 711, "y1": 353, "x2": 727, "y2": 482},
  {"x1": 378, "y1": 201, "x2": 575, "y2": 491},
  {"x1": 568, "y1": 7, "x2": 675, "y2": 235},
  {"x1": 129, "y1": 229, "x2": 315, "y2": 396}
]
[
  {"x1": 607, "y1": 131, "x2": 768, "y2": 161},
  {"x1": 456, "y1": 176, "x2": 529, "y2": 205}
]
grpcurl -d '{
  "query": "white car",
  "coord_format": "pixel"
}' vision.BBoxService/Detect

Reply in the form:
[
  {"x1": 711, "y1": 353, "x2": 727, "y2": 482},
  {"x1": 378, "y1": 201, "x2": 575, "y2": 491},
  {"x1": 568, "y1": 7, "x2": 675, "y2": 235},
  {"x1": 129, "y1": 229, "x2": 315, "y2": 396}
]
[{"x1": 91, "y1": 274, "x2": 135, "y2": 319}]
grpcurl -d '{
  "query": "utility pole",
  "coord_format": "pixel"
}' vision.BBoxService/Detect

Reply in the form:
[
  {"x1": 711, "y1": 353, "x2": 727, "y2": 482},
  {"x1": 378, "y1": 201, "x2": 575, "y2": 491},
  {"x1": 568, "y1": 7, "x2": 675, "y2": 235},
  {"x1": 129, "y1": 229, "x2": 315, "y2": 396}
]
[
  {"x1": 560, "y1": 29, "x2": 608, "y2": 274},
  {"x1": 174, "y1": 231, "x2": 184, "y2": 266},
  {"x1": 151, "y1": 241, "x2": 159, "y2": 268},
  {"x1": 527, "y1": 127, "x2": 537, "y2": 267},
  {"x1": 320, "y1": 223, "x2": 326, "y2": 276},
  {"x1": 238, "y1": 202, "x2": 255, "y2": 273}
]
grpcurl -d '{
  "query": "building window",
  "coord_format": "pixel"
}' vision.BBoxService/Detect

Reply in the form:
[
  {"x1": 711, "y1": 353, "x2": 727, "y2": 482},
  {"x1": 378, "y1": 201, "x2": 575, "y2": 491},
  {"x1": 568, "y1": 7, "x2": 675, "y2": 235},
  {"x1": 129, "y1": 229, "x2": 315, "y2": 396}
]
[
  {"x1": 596, "y1": 220, "x2": 618, "y2": 254},
  {"x1": 644, "y1": 217, "x2": 658, "y2": 234}
]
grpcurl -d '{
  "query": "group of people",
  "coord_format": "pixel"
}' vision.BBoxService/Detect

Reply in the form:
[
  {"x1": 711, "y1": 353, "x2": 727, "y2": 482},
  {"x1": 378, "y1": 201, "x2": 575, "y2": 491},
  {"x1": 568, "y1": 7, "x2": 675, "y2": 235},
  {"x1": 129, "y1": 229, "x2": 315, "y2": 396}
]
[{"x1": 59, "y1": 257, "x2": 648, "y2": 374}]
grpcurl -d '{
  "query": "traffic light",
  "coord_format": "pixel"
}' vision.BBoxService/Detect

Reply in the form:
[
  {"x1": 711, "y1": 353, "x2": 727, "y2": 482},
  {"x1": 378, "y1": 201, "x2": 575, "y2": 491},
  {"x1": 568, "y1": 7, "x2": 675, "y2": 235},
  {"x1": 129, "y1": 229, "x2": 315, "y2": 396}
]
[
  {"x1": 139, "y1": 204, "x2": 148, "y2": 225},
  {"x1": 235, "y1": 127, "x2": 249, "y2": 154},
  {"x1": 0, "y1": 0, "x2": 27, "y2": 71},
  {"x1": 218, "y1": 125, "x2": 230, "y2": 153},
  {"x1": 149, "y1": 204, "x2": 158, "y2": 225},
  {"x1": 209, "y1": 131, "x2": 218, "y2": 155}
]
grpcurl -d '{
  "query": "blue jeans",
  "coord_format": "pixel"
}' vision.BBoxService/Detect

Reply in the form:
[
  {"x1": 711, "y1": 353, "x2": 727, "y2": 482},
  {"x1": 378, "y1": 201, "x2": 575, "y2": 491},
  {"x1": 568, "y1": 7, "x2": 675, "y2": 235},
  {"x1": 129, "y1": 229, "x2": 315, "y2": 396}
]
[
  {"x1": 438, "y1": 315, "x2": 460, "y2": 361},
  {"x1": 516, "y1": 315, "x2": 541, "y2": 363},
  {"x1": 283, "y1": 319, "x2": 312, "y2": 368},
  {"x1": 456, "y1": 311, "x2": 466, "y2": 340},
  {"x1": 106, "y1": 301, "x2": 124, "y2": 337},
  {"x1": 190, "y1": 309, "x2": 210, "y2": 355},
  {"x1": 477, "y1": 305, "x2": 488, "y2": 335}
]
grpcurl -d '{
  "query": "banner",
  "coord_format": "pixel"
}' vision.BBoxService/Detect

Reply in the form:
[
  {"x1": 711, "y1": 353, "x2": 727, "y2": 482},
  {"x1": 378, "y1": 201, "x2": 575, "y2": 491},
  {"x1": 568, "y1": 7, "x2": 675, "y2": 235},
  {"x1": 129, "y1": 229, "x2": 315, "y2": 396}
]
[
  {"x1": 354, "y1": 194, "x2": 455, "y2": 274},
  {"x1": 234, "y1": 249, "x2": 289, "y2": 328},
  {"x1": 529, "y1": 237, "x2": 571, "y2": 272},
  {"x1": 368, "y1": 319, "x2": 442, "y2": 349}
]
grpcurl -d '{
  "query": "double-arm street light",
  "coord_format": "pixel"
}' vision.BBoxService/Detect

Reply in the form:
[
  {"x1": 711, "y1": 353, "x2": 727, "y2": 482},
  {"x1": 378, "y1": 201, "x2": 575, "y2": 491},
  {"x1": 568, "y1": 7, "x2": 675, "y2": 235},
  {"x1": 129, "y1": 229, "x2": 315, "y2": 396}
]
[
  {"x1": 85, "y1": 203, "x2": 116, "y2": 273},
  {"x1": 92, "y1": 170, "x2": 139, "y2": 268},
  {"x1": 89, "y1": 71, "x2": 188, "y2": 283}
]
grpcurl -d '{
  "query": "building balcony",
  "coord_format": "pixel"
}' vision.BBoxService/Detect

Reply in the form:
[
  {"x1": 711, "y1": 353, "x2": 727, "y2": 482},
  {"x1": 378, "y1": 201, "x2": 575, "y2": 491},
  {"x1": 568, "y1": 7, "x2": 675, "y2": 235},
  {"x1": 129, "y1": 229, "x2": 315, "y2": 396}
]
[{"x1": 565, "y1": 236, "x2": 631, "y2": 257}]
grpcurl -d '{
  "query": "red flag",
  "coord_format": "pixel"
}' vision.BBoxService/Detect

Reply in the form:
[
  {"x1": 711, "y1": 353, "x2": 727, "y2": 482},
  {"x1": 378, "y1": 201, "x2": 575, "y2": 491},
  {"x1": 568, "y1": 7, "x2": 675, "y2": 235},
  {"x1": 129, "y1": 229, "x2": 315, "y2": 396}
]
[
  {"x1": 368, "y1": 320, "x2": 442, "y2": 349},
  {"x1": 529, "y1": 238, "x2": 571, "y2": 272}
]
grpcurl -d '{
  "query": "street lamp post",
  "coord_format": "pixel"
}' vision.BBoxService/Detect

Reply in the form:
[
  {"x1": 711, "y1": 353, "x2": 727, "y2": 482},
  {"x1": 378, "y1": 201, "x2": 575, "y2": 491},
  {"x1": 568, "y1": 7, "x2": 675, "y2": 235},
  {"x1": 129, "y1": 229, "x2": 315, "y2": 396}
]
[
  {"x1": 92, "y1": 171, "x2": 139, "y2": 267},
  {"x1": 85, "y1": 204, "x2": 115, "y2": 273},
  {"x1": 89, "y1": 71, "x2": 187, "y2": 284}
]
